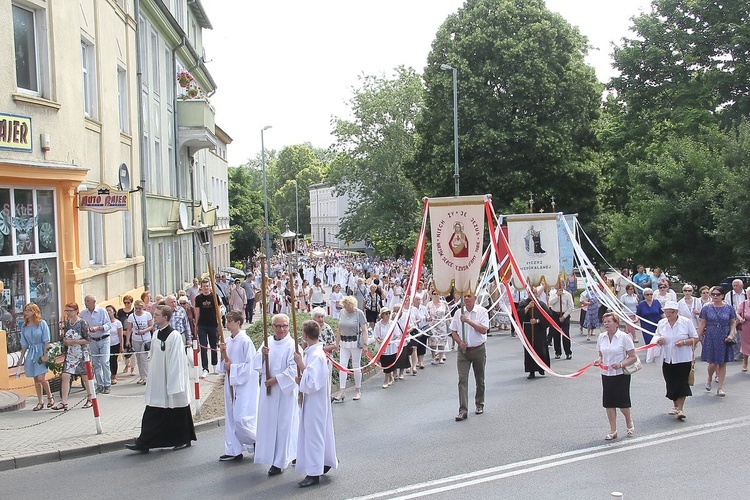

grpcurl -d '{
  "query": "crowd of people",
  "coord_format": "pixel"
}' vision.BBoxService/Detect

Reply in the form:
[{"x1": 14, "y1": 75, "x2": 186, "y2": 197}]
[{"x1": 16, "y1": 249, "x2": 750, "y2": 482}]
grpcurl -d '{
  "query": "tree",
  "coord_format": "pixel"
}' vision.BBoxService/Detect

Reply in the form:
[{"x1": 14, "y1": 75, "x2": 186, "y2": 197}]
[
  {"x1": 329, "y1": 66, "x2": 424, "y2": 256},
  {"x1": 599, "y1": 126, "x2": 737, "y2": 286},
  {"x1": 410, "y1": 0, "x2": 602, "y2": 219},
  {"x1": 268, "y1": 144, "x2": 327, "y2": 236}
]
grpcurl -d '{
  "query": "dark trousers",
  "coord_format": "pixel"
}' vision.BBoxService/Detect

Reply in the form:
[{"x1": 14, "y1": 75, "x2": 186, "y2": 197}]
[
  {"x1": 198, "y1": 325, "x2": 218, "y2": 370},
  {"x1": 457, "y1": 344, "x2": 486, "y2": 413},
  {"x1": 109, "y1": 343, "x2": 120, "y2": 378},
  {"x1": 245, "y1": 298, "x2": 255, "y2": 323},
  {"x1": 552, "y1": 317, "x2": 572, "y2": 356}
]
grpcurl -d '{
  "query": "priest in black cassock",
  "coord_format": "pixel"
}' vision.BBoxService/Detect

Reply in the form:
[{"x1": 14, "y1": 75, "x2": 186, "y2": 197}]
[
  {"x1": 126, "y1": 305, "x2": 196, "y2": 453},
  {"x1": 520, "y1": 287, "x2": 552, "y2": 379}
]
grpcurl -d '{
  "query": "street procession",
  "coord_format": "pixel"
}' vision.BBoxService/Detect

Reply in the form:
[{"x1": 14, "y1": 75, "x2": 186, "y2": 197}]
[{"x1": 2, "y1": 1, "x2": 750, "y2": 498}]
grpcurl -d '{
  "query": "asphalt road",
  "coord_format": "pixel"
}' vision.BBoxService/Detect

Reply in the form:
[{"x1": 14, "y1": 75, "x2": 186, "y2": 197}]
[{"x1": 3, "y1": 331, "x2": 749, "y2": 499}]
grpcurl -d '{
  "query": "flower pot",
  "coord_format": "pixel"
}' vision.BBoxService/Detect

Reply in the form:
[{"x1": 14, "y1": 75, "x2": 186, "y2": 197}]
[{"x1": 179, "y1": 77, "x2": 191, "y2": 88}]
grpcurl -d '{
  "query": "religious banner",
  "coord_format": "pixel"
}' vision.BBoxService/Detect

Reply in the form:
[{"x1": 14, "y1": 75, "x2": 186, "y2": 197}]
[
  {"x1": 557, "y1": 214, "x2": 578, "y2": 281},
  {"x1": 506, "y1": 213, "x2": 560, "y2": 287},
  {"x1": 429, "y1": 195, "x2": 486, "y2": 295},
  {"x1": 78, "y1": 183, "x2": 130, "y2": 214}
]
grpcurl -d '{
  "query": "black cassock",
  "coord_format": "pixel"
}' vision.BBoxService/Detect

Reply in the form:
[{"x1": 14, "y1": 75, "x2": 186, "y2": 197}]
[{"x1": 520, "y1": 299, "x2": 552, "y2": 375}]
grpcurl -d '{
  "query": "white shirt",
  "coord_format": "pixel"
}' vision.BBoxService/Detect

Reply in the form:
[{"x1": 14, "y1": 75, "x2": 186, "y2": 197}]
[
  {"x1": 597, "y1": 331, "x2": 635, "y2": 376},
  {"x1": 621, "y1": 293, "x2": 639, "y2": 315},
  {"x1": 725, "y1": 290, "x2": 747, "y2": 312},
  {"x1": 547, "y1": 290, "x2": 574, "y2": 319},
  {"x1": 449, "y1": 304, "x2": 489, "y2": 348},
  {"x1": 652, "y1": 316, "x2": 698, "y2": 364},
  {"x1": 677, "y1": 297, "x2": 701, "y2": 328}
]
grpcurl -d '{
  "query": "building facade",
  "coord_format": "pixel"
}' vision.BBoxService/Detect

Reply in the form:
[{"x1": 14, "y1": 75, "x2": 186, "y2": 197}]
[
  {"x1": 308, "y1": 183, "x2": 365, "y2": 251},
  {"x1": 1, "y1": 0, "x2": 229, "y2": 392}
]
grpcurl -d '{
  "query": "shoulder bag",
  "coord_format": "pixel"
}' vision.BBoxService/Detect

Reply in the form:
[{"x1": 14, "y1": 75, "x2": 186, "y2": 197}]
[{"x1": 622, "y1": 356, "x2": 642, "y2": 375}]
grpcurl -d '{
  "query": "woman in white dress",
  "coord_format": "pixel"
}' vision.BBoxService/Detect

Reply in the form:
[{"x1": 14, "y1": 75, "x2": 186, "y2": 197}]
[
  {"x1": 329, "y1": 284, "x2": 344, "y2": 319},
  {"x1": 620, "y1": 284, "x2": 640, "y2": 343},
  {"x1": 426, "y1": 290, "x2": 449, "y2": 364}
]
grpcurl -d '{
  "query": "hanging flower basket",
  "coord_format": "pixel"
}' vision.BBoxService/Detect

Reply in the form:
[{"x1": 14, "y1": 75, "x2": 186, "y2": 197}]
[
  {"x1": 177, "y1": 71, "x2": 193, "y2": 88},
  {"x1": 188, "y1": 88, "x2": 199, "y2": 98}
]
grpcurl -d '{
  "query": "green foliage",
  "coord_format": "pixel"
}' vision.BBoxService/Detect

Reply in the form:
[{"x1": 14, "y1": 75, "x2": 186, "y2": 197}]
[
  {"x1": 329, "y1": 66, "x2": 424, "y2": 256},
  {"x1": 410, "y1": 0, "x2": 602, "y2": 220},
  {"x1": 228, "y1": 166, "x2": 278, "y2": 261}
]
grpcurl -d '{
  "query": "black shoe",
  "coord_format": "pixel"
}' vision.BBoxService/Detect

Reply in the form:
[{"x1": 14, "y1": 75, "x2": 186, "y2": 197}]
[
  {"x1": 566, "y1": 354, "x2": 572, "y2": 360},
  {"x1": 539, "y1": 370, "x2": 545, "y2": 376},
  {"x1": 125, "y1": 443, "x2": 149, "y2": 454},
  {"x1": 173, "y1": 442, "x2": 191, "y2": 451},
  {"x1": 298, "y1": 475, "x2": 320, "y2": 488},
  {"x1": 528, "y1": 372, "x2": 536, "y2": 379},
  {"x1": 455, "y1": 411, "x2": 468, "y2": 421},
  {"x1": 219, "y1": 454, "x2": 243, "y2": 461},
  {"x1": 475, "y1": 405, "x2": 484, "y2": 415},
  {"x1": 323, "y1": 465, "x2": 331, "y2": 474},
  {"x1": 555, "y1": 354, "x2": 561, "y2": 359},
  {"x1": 268, "y1": 465, "x2": 283, "y2": 476}
]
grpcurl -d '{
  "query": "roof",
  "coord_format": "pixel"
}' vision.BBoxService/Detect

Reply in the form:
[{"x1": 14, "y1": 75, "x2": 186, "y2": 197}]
[{"x1": 187, "y1": 0, "x2": 213, "y2": 29}]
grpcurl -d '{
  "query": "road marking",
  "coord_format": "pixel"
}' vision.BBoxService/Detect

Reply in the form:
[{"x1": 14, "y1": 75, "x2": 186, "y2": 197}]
[{"x1": 349, "y1": 416, "x2": 750, "y2": 500}]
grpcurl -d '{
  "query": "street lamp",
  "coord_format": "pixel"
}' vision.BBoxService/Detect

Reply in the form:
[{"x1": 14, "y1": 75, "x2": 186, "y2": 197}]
[
  {"x1": 260, "y1": 125, "x2": 272, "y2": 271},
  {"x1": 292, "y1": 179, "x2": 300, "y2": 239},
  {"x1": 440, "y1": 63, "x2": 459, "y2": 197}
]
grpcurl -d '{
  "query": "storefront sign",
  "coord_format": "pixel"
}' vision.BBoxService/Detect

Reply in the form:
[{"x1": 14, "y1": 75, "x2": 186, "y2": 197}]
[
  {"x1": 78, "y1": 183, "x2": 130, "y2": 213},
  {"x1": 0, "y1": 113, "x2": 32, "y2": 152}
]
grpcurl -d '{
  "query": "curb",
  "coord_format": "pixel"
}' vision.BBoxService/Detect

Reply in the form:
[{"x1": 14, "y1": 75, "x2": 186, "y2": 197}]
[
  {"x1": 0, "y1": 392, "x2": 26, "y2": 413},
  {"x1": 0, "y1": 416, "x2": 224, "y2": 471}
]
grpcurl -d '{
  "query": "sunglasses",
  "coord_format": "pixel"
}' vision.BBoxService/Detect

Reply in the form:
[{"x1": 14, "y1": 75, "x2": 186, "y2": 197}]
[
  {"x1": 658, "y1": 286, "x2": 667, "y2": 289},
  {"x1": 683, "y1": 289, "x2": 693, "y2": 292},
  {"x1": 644, "y1": 293, "x2": 653, "y2": 296},
  {"x1": 711, "y1": 292, "x2": 722, "y2": 296}
]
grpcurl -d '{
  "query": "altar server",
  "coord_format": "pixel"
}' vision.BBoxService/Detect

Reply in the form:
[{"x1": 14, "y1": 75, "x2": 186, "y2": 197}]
[
  {"x1": 294, "y1": 320, "x2": 338, "y2": 487},
  {"x1": 253, "y1": 313, "x2": 299, "y2": 476},
  {"x1": 217, "y1": 310, "x2": 259, "y2": 461}
]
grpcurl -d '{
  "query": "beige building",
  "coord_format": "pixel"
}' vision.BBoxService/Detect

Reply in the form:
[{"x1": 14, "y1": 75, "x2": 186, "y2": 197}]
[
  {"x1": 0, "y1": 0, "x2": 229, "y2": 393},
  {"x1": 308, "y1": 183, "x2": 365, "y2": 251}
]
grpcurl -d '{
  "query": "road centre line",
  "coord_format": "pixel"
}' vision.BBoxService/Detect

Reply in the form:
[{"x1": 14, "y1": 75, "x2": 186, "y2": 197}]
[{"x1": 349, "y1": 416, "x2": 750, "y2": 500}]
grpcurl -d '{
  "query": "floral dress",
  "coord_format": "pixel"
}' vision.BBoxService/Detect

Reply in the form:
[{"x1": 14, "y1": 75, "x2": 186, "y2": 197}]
[
  {"x1": 700, "y1": 304, "x2": 736, "y2": 364},
  {"x1": 62, "y1": 319, "x2": 90, "y2": 376},
  {"x1": 426, "y1": 300, "x2": 449, "y2": 348},
  {"x1": 583, "y1": 294, "x2": 602, "y2": 328}
]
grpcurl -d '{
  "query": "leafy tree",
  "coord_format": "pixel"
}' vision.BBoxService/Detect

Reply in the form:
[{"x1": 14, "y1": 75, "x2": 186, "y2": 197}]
[
  {"x1": 599, "y1": 127, "x2": 736, "y2": 286},
  {"x1": 228, "y1": 165, "x2": 280, "y2": 261},
  {"x1": 268, "y1": 144, "x2": 327, "y2": 236},
  {"x1": 410, "y1": 0, "x2": 602, "y2": 219},
  {"x1": 329, "y1": 66, "x2": 424, "y2": 256}
]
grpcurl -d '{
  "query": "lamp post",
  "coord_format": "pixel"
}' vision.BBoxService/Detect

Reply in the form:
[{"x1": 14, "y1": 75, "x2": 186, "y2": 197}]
[
  {"x1": 293, "y1": 179, "x2": 300, "y2": 240},
  {"x1": 440, "y1": 63, "x2": 459, "y2": 197},
  {"x1": 261, "y1": 125, "x2": 272, "y2": 272}
]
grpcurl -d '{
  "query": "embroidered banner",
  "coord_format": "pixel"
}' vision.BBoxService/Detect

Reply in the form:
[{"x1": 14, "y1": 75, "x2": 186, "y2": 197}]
[
  {"x1": 506, "y1": 213, "x2": 560, "y2": 288},
  {"x1": 429, "y1": 195, "x2": 486, "y2": 295}
]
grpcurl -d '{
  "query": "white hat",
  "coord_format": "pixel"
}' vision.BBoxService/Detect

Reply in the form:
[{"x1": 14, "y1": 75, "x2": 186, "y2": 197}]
[{"x1": 663, "y1": 300, "x2": 679, "y2": 310}]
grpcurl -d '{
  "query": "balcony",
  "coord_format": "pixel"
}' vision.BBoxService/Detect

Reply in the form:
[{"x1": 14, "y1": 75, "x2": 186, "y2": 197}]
[{"x1": 177, "y1": 99, "x2": 217, "y2": 153}]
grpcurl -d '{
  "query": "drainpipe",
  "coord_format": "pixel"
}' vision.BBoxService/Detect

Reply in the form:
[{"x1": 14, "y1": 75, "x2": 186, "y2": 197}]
[{"x1": 135, "y1": 0, "x2": 150, "y2": 291}]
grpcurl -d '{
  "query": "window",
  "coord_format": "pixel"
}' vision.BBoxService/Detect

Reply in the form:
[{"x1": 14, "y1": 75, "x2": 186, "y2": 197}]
[
  {"x1": 173, "y1": 0, "x2": 184, "y2": 28},
  {"x1": 117, "y1": 67, "x2": 129, "y2": 133},
  {"x1": 154, "y1": 138, "x2": 162, "y2": 195},
  {"x1": 81, "y1": 40, "x2": 98, "y2": 118},
  {"x1": 13, "y1": 4, "x2": 39, "y2": 93},
  {"x1": 151, "y1": 32, "x2": 159, "y2": 94},
  {"x1": 168, "y1": 144, "x2": 176, "y2": 197},
  {"x1": 87, "y1": 212, "x2": 103, "y2": 264},
  {"x1": 138, "y1": 16, "x2": 148, "y2": 88}
]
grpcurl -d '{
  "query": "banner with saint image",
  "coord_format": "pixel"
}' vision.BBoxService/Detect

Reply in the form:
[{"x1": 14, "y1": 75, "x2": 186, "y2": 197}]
[
  {"x1": 506, "y1": 213, "x2": 561, "y2": 287},
  {"x1": 429, "y1": 195, "x2": 487, "y2": 295}
]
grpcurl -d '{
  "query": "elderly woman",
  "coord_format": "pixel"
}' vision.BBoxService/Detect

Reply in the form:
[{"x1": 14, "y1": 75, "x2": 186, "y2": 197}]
[
  {"x1": 620, "y1": 284, "x2": 640, "y2": 343},
  {"x1": 426, "y1": 289, "x2": 450, "y2": 364},
  {"x1": 19, "y1": 303, "x2": 54, "y2": 411},
  {"x1": 652, "y1": 301, "x2": 698, "y2": 420},
  {"x1": 311, "y1": 307, "x2": 336, "y2": 355},
  {"x1": 127, "y1": 299, "x2": 153, "y2": 385},
  {"x1": 636, "y1": 288, "x2": 663, "y2": 344},
  {"x1": 654, "y1": 279, "x2": 677, "y2": 307},
  {"x1": 581, "y1": 286, "x2": 602, "y2": 342},
  {"x1": 333, "y1": 296, "x2": 368, "y2": 402},
  {"x1": 698, "y1": 286, "x2": 737, "y2": 397},
  {"x1": 677, "y1": 284, "x2": 701, "y2": 329},
  {"x1": 52, "y1": 303, "x2": 94, "y2": 411},
  {"x1": 374, "y1": 308, "x2": 397, "y2": 388},
  {"x1": 738, "y1": 287, "x2": 750, "y2": 372},
  {"x1": 364, "y1": 284, "x2": 383, "y2": 328},
  {"x1": 594, "y1": 313, "x2": 637, "y2": 440}
]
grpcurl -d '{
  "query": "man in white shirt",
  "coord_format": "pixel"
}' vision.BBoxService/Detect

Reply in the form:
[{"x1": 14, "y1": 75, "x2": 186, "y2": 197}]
[
  {"x1": 450, "y1": 292, "x2": 490, "y2": 421},
  {"x1": 548, "y1": 281, "x2": 574, "y2": 360},
  {"x1": 80, "y1": 295, "x2": 112, "y2": 394},
  {"x1": 724, "y1": 279, "x2": 746, "y2": 361}
]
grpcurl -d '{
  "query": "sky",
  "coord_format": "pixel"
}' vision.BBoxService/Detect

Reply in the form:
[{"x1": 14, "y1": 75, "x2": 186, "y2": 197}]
[{"x1": 202, "y1": 0, "x2": 653, "y2": 166}]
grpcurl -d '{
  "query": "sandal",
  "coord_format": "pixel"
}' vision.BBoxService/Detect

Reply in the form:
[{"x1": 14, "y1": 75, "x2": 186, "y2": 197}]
[
  {"x1": 51, "y1": 402, "x2": 68, "y2": 411},
  {"x1": 604, "y1": 431, "x2": 618, "y2": 441},
  {"x1": 717, "y1": 388, "x2": 726, "y2": 397},
  {"x1": 83, "y1": 398, "x2": 93, "y2": 409},
  {"x1": 32, "y1": 402, "x2": 44, "y2": 411},
  {"x1": 47, "y1": 397, "x2": 55, "y2": 408}
]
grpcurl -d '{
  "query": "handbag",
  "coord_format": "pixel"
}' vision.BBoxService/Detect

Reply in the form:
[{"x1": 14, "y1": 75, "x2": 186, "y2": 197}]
[
  {"x1": 622, "y1": 356, "x2": 642, "y2": 375},
  {"x1": 687, "y1": 344, "x2": 696, "y2": 386},
  {"x1": 143, "y1": 341, "x2": 151, "y2": 352}
]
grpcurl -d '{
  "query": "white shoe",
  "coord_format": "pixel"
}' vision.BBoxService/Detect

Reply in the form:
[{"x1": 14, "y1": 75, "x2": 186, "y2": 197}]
[
  {"x1": 201, "y1": 370, "x2": 208, "y2": 379},
  {"x1": 211, "y1": 365, "x2": 217, "y2": 374}
]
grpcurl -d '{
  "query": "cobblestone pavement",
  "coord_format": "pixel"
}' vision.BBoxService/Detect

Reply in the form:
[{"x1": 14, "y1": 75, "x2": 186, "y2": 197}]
[{"x1": 0, "y1": 356, "x2": 225, "y2": 471}]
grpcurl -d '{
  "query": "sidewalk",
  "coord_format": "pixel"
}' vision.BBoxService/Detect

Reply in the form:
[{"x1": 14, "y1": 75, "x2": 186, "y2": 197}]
[{"x1": 0, "y1": 363, "x2": 225, "y2": 471}]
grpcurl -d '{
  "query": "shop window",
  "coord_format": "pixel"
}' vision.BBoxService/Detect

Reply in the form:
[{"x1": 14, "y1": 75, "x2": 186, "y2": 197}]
[{"x1": 0, "y1": 189, "x2": 11, "y2": 257}]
